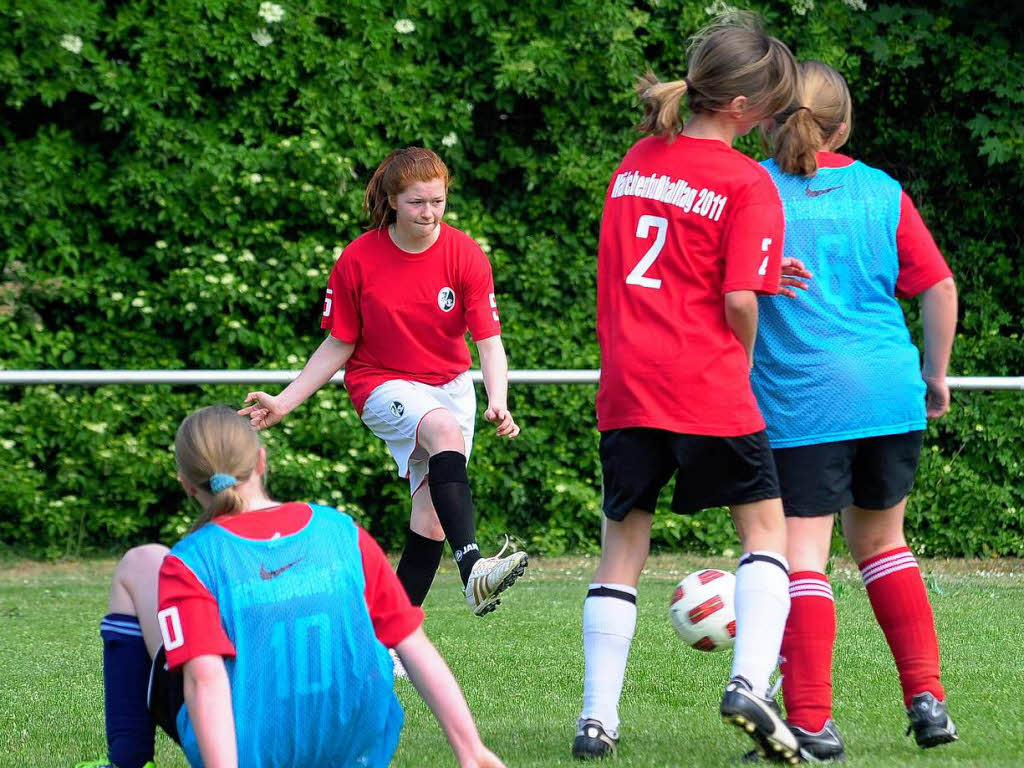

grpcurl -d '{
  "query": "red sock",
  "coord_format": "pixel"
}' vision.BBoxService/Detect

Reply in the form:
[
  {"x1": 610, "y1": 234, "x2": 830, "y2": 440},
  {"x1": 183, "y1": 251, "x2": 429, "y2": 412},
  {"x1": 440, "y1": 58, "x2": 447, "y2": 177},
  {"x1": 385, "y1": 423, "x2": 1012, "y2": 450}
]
[
  {"x1": 859, "y1": 547, "x2": 944, "y2": 707},
  {"x1": 780, "y1": 571, "x2": 835, "y2": 732}
]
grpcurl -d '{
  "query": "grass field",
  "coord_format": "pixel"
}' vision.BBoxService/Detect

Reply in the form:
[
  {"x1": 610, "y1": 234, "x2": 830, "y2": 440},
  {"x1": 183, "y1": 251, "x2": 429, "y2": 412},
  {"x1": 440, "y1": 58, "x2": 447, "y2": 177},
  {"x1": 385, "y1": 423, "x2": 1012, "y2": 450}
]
[{"x1": 2, "y1": 554, "x2": 1023, "y2": 767}]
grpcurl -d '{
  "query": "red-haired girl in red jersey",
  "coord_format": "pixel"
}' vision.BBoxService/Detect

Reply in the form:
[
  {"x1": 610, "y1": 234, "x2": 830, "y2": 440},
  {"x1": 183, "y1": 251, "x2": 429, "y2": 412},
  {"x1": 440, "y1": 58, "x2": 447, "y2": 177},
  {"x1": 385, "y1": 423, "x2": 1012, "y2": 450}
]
[
  {"x1": 573, "y1": 14, "x2": 810, "y2": 763},
  {"x1": 241, "y1": 148, "x2": 527, "y2": 628}
]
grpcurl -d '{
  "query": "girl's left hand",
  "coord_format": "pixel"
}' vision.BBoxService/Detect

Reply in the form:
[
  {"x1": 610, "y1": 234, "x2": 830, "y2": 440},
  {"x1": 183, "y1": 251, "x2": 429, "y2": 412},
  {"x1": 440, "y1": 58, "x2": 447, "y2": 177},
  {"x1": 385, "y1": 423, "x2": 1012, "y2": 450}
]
[
  {"x1": 484, "y1": 405, "x2": 520, "y2": 438},
  {"x1": 779, "y1": 256, "x2": 813, "y2": 298}
]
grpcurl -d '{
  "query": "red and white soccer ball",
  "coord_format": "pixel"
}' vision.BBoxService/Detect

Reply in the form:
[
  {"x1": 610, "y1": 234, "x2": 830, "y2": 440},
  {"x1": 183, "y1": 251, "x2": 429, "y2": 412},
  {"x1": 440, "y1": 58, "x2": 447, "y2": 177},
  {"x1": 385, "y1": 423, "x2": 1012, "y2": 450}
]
[{"x1": 669, "y1": 568, "x2": 737, "y2": 652}]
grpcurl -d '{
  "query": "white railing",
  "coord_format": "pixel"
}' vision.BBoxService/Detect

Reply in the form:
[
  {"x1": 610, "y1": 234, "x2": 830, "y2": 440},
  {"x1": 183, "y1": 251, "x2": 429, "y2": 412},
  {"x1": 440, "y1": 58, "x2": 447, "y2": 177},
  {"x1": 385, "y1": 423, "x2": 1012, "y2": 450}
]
[{"x1": 0, "y1": 370, "x2": 1022, "y2": 390}]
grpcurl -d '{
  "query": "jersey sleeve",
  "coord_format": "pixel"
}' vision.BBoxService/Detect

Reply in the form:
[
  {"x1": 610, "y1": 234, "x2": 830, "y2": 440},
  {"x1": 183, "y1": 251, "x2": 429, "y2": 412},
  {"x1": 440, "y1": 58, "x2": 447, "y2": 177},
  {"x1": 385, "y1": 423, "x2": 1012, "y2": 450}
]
[
  {"x1": 320, "y1": 250, "x2": 361, "y2": 343},
  {"x1": 158, "y1": 554, "x2": 236, "y2": 670},
  {"x1": 357, "y1": 527, "x2": 424, "y2": 648},
  {"x1": 721, "y1": 176, "x2": 784, "y2": 295},
  {"x1": 895, "y1": 192, "x2": 953, "y2": 298},
  {"x1": 460, "y1": 243, "x2": 501, "y2": 342}
]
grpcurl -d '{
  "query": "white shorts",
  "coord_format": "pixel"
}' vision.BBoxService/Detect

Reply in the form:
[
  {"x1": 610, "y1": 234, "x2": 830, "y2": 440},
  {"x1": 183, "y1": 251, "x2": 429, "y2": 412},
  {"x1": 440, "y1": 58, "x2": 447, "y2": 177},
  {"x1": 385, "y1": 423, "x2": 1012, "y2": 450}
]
[{"x1": 360, "y1": 373, "x2": 476, "y2": 494}]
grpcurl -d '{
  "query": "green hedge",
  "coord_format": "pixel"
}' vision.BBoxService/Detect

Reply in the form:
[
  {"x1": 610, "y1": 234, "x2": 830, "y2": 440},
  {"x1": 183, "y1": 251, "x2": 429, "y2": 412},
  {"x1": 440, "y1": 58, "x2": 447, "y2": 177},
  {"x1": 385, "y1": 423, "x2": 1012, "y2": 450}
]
[{"x1": 2, "y1": 0, "x2": 1022, "y2": 558}]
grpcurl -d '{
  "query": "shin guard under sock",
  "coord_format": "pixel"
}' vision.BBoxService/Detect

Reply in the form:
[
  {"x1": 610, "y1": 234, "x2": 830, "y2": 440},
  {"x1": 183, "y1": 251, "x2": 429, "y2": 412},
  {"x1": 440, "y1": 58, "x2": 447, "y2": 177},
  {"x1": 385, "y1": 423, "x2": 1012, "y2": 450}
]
[
  {"x1": 100, "y1": 613, "x2": 155, "y2": 768},
  {"x1": 731, "y1": 551, "x2": 790, "y2": 696},
  {"x1": 860, "y1": 547, "x2": 945, "y2": 706},
  {"x1": 428, "y1": 451, "x2": 481, "y2": 585},
  {"x1": 395, "y1": 529, "x2": 445, "y2": 606},
  {"x1": 780, "y1": 572, "x2": 836, "y2": 732},
  {"x1": 581, "y1": 584, "x2": 638, "y2": 735}
]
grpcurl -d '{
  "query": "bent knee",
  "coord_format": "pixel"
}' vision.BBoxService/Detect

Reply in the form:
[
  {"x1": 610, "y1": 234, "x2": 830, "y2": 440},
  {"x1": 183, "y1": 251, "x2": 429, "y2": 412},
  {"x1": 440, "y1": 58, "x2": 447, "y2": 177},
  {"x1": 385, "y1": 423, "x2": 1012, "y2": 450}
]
[
  {"x1": 418, "y1": 410, "x2": 465, "y2": 454},
  {"x1": 116, "y1": 543, "x2": 169, "y2": 581}
]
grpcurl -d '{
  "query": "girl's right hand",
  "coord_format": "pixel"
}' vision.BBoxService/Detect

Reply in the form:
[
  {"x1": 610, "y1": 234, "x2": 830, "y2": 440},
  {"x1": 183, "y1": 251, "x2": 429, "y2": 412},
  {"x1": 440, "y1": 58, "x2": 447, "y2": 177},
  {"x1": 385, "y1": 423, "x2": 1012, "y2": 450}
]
[{"x1": 238, "y1": 391, "x2": 286, "y2": 430}]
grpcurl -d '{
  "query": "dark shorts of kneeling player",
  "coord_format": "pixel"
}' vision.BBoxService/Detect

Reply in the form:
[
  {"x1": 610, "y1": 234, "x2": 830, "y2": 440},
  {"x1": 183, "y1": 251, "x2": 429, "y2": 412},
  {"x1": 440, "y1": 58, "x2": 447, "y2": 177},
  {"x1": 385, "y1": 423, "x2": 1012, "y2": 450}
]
[
  {"x1": 600, "y1": 427, "x2": 781, "y2": 520},
  {"x1": 771, "y1": 430, "x2": 924, "y2": 518},
  {"x1": 147, "y1": 646, "x2": 185, "y2": 745}
]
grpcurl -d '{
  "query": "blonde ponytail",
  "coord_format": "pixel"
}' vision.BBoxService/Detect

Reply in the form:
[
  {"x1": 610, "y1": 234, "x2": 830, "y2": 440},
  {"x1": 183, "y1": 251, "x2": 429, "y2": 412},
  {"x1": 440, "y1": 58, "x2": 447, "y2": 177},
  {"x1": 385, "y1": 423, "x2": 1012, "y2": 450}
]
[
  {"x1": 636, "y1": 71, "x2": 690, "y2": 139},
  {"x1": 635, "y1": 13, "x2": 798, "y2": 142},
  {"x1": 772, "y1": 107, "x2": 825, "y2": 177},
  {"x1": 174, "y1": 405, "x2": 263, "y2": 530},
  {"x1": 770, "y1": 61, "x2": 853, "y2": 177}
]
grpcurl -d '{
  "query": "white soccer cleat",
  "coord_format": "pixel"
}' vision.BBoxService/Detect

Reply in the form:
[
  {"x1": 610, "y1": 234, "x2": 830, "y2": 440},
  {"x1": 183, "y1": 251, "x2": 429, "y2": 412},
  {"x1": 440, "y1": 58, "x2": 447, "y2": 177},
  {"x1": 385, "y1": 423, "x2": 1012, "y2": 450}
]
[
  {"x1": 390, "y1": 648, "x2": 408, "y2": 680},
  {"x1": 464, "y1": 536, "x2": 528, "y2": 616}
]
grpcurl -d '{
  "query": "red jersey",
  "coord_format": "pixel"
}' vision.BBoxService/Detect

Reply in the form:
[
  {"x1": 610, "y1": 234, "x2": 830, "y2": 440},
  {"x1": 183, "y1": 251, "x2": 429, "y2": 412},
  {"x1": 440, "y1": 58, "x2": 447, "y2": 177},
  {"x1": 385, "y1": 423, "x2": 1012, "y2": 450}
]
[
  {"x1": 321, "y1": 223, "x2": 501, "y2": 414},
  {"x1": 817, "y1": 152, "x2": 952, "y2": 296},
  {"x1": 596, "y1": 135, "x2": 784, "y2": 436},
  {"x1": 158, "y1": 503, "x2": 423, "y2": 669}
]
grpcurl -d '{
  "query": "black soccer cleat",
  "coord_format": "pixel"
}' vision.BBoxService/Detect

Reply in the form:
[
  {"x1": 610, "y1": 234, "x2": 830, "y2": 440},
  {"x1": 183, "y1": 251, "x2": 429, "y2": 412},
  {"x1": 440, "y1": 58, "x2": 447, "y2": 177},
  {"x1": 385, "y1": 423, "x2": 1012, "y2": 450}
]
[
  {"x1": 906, "y1": 692, "x2": 958, "y2": 748},
  {"x1": 572, "y1": 718, "x2": 618, "y2": 760},
  {"x1": 721, "y1": 676, "x2": 799, "y2": 765},
  {"x1": 792, "y1": 719, "x2": 845, "y2": 762}
]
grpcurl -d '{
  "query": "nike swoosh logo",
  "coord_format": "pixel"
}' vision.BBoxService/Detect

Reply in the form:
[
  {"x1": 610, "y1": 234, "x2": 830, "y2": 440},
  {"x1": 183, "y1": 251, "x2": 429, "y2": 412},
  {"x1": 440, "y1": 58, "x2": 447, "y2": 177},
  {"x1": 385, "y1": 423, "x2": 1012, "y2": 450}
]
[
  {"x1": 259, "y1": 558, "x2": 302, "y2": 580},
  {"x1": 805, "y1": 185, "x2": 842, "y2": 197}
]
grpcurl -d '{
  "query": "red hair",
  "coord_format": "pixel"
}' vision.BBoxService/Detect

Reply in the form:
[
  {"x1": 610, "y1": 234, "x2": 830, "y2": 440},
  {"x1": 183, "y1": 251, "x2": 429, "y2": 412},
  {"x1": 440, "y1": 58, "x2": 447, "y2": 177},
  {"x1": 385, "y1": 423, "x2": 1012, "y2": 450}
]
[{"x1": 363, "y1": 147, "x2": 450, "y2": 229}]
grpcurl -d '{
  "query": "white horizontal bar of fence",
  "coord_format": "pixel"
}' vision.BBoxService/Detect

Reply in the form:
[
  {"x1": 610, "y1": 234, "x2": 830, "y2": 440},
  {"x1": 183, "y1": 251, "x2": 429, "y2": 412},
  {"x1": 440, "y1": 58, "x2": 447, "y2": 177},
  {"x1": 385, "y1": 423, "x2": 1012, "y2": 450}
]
[{"x1": 0, "y1": 370, "x2": 1022, "y2": 390}]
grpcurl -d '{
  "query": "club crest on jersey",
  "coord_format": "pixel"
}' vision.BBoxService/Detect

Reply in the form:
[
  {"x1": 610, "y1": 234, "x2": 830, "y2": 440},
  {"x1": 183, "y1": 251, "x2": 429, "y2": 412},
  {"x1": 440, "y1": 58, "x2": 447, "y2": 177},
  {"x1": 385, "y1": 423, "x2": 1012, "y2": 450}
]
[
  {"x1": 390, "y1": 401, "x2": 405, "y2": 418},
  {"x1": 437, "y1": 287, "x2": 456, "y2": 312}
]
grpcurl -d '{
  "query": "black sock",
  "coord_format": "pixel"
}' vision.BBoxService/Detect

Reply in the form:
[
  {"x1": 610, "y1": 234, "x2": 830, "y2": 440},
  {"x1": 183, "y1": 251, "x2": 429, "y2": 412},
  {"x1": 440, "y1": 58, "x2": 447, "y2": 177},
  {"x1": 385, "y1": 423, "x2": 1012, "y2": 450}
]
[
  {"x1": 428, "y1": 451, "x2": 481, "y2": 586},
  {"x1": 395, "y1": 529, "x2": 445, "y2": 606},
  {"x1": 100, "y1": 614, "x2": 156, "y2": 768}
]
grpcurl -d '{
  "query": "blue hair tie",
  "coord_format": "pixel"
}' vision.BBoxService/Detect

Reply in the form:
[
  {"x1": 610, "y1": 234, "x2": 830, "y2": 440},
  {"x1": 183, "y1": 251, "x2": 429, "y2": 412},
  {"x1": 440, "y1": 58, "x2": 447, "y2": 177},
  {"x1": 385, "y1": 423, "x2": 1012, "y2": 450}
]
[{"x1": 209, "y1": 473, "x2": 237, "y2": 493}]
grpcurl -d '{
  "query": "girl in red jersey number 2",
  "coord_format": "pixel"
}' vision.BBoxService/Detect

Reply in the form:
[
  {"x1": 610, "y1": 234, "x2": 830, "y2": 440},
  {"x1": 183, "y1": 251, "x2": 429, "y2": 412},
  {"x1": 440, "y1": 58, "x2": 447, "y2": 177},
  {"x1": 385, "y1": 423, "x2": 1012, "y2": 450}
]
[
  {"x1": 241, "y1": 148, "x2": 528, "y2": 630},
  {"x1": 574, "y1": 14, "x2": 811, "y2": 764}
]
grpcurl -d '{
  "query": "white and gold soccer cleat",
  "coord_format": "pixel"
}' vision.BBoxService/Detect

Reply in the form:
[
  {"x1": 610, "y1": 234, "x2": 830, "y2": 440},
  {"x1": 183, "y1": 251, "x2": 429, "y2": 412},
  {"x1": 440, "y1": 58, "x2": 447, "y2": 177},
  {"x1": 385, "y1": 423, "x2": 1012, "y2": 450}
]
[{"x1": 464, "y1": 536, "x2": 528, "y2": 616}]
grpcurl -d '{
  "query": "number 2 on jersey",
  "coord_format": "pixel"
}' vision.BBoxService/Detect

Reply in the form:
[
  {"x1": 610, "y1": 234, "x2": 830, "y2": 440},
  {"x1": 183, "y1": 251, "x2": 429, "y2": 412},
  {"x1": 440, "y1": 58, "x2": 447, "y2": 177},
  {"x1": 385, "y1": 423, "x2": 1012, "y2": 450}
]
[{"x1": 626, "y1": 215, "x2": 668, "y2": 290}]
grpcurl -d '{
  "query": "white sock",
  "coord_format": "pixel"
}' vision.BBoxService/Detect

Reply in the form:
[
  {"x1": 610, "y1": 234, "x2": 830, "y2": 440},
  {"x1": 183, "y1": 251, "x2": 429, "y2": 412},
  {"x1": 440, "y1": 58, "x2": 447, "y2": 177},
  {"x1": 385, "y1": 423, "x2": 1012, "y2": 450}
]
[
  {"x1": 730, "y1": 551, "x2": 790, "y2": 696},
  {"x1": 580, "y1": 583, "x2": 637, "y2": 735}
]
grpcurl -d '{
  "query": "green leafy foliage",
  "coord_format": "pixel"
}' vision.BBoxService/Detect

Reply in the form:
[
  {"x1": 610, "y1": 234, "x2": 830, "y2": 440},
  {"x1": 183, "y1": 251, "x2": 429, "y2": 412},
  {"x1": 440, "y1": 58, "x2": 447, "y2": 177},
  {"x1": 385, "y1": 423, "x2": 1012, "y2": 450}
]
[{"x1": 1, "y1": 0, "x2": 1021, "y2": 557}]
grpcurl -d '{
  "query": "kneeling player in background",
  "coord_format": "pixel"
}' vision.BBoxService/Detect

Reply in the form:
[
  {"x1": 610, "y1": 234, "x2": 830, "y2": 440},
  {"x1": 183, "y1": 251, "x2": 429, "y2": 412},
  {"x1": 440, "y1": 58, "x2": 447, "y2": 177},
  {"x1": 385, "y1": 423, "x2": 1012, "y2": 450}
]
[
  {"x1": 751, "y1": 61, "x2": 959, "y2": 761},
  {"x1": 77, "y1": 405, "x2": 504, "y2": 768}
]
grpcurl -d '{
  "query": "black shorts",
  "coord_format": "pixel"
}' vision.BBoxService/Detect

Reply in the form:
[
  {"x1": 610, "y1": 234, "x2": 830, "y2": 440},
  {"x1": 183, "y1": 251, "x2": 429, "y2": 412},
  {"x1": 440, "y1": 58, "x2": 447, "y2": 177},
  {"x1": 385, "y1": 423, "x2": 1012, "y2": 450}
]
[
  {"x1": 772, "y1": 431, "x2": 924, "y2": 518},
  {"x1": 148, "y1": 646, "x2": 184, "y2": 745},
  {"x1": 600, "y1": 427, "x2": 780, "y2": 521}
]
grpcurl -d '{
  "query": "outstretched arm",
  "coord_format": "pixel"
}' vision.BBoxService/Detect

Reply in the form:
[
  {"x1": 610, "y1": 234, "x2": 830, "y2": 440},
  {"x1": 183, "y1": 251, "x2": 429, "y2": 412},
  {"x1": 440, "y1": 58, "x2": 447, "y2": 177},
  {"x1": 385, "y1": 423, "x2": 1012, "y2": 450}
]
[
  {"x1": 476, "y1": 335, "x2": 519, "y2": 438},
  {"x1": 184, "y1": 654, "x2": 237, "y2": 768},
  {"x1": 920, "y1": 277, "x2": 958, "y2": 418},
  {"x1": 396, "y1": 627, "x2": 506, "y2": 768},
  {"x1": 239, "y1": 335, "x2": 354, "y2": 430}
]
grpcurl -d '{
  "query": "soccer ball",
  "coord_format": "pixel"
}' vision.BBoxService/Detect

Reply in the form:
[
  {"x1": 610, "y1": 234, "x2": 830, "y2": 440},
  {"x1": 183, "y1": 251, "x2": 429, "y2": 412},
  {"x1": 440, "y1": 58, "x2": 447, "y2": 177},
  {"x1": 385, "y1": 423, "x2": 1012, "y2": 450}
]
[{"x1": 669, "y1": 568, "x2": 737, "y2": 652}]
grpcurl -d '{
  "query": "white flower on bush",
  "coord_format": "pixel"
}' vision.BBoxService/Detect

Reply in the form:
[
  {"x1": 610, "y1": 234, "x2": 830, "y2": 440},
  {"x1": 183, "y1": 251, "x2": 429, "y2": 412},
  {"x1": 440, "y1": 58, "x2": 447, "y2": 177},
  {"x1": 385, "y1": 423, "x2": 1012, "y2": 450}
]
[
  {"x1": 248, "y1": 172, "x2": 263, "y2": 184},
  {"x1": 306, "y1": 268, "x2": 320, "y2": 277},
  {"x1": 441, "y1": 132, "x2": 458, "y2": 147},
  {"x1": 841, "y1": 0, "x2": 866, "y2": 8},
  {"x1": 394, "y1": 19, "x2": 415, "y2": 34},
  {"x1": 258, "y1": 2, "x2": 285, "y2": 23},
  {"x1": 155, "y1": 240, "x2": 167, "y2": 249},
  {"x1": 131, "y1": 297, "x2": 145, "y2": 307},
  {"x1": 60, "y1": 34, "x2": 83, "y2": 54},
  {"x1": 791, "y1": 0, "x2": 815, "y2": 15},
  {"x1": 111, "y1": 291, "x2": 124, "y2": 301},
  {"x1": 213, "y1": 253, "x2": 229, "y2": 263},
  {"x1": 240, "y1": 249, "x2": 255, "y2": 262},
  {"x1": 251, "y1": 28, "x2": 273, "y2": 46}
]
